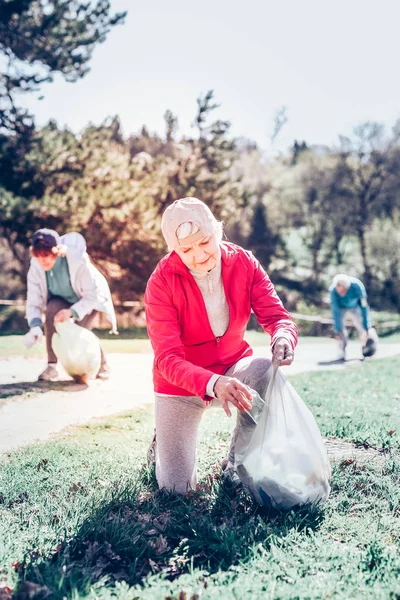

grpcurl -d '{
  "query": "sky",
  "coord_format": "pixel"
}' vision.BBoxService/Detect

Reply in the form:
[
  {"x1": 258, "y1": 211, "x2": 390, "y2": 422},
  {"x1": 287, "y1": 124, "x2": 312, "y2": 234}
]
[{"x1": 18, "y1": 0, "x2": 400, "y2": 152}]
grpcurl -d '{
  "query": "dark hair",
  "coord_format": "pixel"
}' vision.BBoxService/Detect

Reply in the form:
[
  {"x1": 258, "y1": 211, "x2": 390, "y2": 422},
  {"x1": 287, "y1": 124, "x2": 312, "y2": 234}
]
[{"x1": 31, "y1": 247, "x2": 56, "y2": 258}]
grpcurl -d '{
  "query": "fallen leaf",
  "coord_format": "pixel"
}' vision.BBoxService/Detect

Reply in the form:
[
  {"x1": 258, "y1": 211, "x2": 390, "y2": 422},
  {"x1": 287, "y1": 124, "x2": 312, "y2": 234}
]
[
  {"x1": 14, "y1": 581, "x2": 52, "y2": 600},
  {"x1": 69, "y1": 482, "x2": 83, "y2": 493},
  {"x1": 0, "y1": 586, "x2": 13, "y2": 600},
  {"x1": 137, "y1": 513, "x2": 152, "y2": 524},
  {"x1": 97, "y1": 478, "x2": 111, "y2": 487},
  {"x1": 36, "y1": 459, "x2": 49, "y2": 471},
  {"x1": 153, "y1": 511, "x2": 171, "y2": 530},
  {"x1": 137, "y1": 491, "x2": 153, "y2": 503},
  {"x1": 149, "y1": 535, "x2": 170, "y2": 556},
  {"x1": 148, "y1": 558, "x2": 161, "y2": 571}
]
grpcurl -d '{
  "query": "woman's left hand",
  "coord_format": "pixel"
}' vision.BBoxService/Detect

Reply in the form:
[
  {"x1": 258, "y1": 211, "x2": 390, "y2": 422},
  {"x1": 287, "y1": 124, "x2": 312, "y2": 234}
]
[
  {"x1": 54, "y1": 309, "x2": 73, "y2": 323},
  {"x1": 272, "y1": 337, "x2": 294, "y2": 366}
]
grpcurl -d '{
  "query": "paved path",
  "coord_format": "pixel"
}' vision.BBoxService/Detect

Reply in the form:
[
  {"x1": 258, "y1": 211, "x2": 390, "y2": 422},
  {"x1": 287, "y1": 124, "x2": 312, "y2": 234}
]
[{"x1": 1, "y1": 339, "x2": 399, "y2": 453}]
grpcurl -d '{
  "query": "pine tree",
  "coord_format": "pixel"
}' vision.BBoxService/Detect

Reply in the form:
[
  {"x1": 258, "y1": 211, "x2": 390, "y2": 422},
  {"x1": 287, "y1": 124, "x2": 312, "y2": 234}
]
[
  {"x1": 0, "y1": 0, "x2": 125, "y2": 133},
  {"x1": 247, "y1": 201, "x2": 284, "y2": 271}
]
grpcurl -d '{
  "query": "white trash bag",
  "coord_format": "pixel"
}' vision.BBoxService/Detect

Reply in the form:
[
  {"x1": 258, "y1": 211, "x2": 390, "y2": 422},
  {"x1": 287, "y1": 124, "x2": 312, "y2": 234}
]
[
  {"x1": 236, "y1": 364, "x2": 331, "y2": 510},
  {"x1": 52, "y1": 320, "x2": 101, "y2": 384}
]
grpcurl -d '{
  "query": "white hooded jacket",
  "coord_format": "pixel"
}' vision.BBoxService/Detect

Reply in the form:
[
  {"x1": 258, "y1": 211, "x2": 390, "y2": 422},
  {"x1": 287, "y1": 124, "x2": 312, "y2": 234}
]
[{"x1": 26, "y1": 232, "x2": 118, "y2": 333}]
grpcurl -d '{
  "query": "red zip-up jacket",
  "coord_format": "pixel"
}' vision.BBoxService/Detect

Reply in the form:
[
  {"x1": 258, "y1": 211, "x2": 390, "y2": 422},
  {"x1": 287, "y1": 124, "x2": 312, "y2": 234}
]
[{"x1": 144, "y1": 242, "x2": 298, "y2": 400}]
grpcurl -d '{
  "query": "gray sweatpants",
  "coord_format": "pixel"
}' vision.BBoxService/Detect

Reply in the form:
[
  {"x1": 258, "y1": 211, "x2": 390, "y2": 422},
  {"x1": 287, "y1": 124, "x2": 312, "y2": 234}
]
[
  {"x1": 338, "y1": 307, "x2": 366, "y2": 352},
  {"x1": 154, "y1": 356, "x2": 273, "y2": 494}
]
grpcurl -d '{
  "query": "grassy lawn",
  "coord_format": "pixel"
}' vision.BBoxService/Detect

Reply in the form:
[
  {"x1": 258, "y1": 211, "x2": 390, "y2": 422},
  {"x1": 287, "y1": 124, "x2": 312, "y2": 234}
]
[
  {"x1": 0, "y1": 331, "x2": 269, "y2": 357},
  {"x1": 1, "y1": 330, "x2": 400, "y2": 358},
  {"x1": 0, "y1": 335, "x2": 153, "y2": 357},
  {"x1": 1, "y1": 357, "x2": 400, "y2": 598}
]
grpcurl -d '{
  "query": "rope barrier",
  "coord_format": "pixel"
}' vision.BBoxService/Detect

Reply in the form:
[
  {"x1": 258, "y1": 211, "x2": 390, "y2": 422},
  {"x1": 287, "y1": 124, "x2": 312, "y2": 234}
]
[{"x1": 1, "y1": 299, "x2": 399, "y2": 329}]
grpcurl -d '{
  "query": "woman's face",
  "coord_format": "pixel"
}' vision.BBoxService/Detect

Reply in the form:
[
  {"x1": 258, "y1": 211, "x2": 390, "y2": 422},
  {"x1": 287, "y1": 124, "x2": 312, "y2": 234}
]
[{"x1": 175, "y1": 233, "x2": 220, "y2": 272}]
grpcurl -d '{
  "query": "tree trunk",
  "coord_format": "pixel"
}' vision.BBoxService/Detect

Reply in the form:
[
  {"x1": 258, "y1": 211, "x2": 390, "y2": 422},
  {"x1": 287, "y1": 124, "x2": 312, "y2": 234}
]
[
  {"x1": 357, "y1": 226, "x2": 372, "y2": 290},
  {"x1": 357, "y1": 193, "x2": 372, "y2": 290}
]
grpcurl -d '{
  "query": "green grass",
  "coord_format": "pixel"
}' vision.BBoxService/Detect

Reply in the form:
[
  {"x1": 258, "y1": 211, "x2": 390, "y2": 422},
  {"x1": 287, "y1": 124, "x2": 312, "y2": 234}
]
[
  {"x1": 0, "y1": 335, "x2": 153, "y2": 357},
  {"x1": 1, "y1": 330, "x2": 400, "y2": 358},
  {"x1": 1, "y1": 357, "x2": 400, "y2": 598},
  {"x1": 294, "y1": 356, "x2": 400, "y2": 449},
  {"x1": 0, "y1": 331, "x2": 270, "y2": 357}
]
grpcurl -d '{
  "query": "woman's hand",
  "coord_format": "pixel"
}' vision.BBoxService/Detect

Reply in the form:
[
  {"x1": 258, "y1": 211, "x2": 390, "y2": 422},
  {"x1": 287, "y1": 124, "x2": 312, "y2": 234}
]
[
  {"x1": 213, "y1": 376, "x2": 253, "y2": 417},
  {"x1": 54, "y1": 309, "x2": 73, "y2": 323},
  {"x1": 272, "y1": 337, "x2": 295, "y2": 366}
]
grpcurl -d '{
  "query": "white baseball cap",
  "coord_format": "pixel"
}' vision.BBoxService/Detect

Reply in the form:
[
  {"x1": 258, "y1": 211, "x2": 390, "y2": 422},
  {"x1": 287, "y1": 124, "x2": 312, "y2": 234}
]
[{"x1": 161, "y1": 197, "x2": 220, "y2": 251}]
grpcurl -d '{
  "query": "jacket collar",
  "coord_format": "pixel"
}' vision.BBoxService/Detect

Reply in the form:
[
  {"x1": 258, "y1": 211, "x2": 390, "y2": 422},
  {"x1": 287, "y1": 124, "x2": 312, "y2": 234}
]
[{"x1": 165, "y1": 242, "x2": 238, "y2": 276}]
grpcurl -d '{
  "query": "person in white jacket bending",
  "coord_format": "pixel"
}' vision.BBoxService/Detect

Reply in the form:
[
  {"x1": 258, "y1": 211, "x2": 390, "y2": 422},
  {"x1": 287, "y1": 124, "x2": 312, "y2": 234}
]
[{"x1": 24, "y1": 228, "x2": 118, "y2": 381}]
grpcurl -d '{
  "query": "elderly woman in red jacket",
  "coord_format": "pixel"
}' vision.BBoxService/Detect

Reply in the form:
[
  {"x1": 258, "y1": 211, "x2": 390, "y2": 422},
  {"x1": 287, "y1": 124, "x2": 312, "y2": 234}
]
[{"x1": 144, "y1": 197, "x2": 298, "y2": 494}]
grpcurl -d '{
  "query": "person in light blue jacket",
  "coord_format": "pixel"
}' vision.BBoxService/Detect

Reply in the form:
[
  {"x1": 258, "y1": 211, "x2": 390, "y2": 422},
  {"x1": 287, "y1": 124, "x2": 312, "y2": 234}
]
[
  {"x1": 24, "y1": 229, "x2": 118, "y2": 381},
  {"x1": 329, "y1": 274, "x2": 376, "y2": 360}
]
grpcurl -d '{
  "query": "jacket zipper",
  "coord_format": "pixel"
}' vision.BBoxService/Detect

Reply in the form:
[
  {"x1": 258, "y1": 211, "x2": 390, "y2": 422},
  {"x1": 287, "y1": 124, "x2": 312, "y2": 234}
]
[
  {"x1": 214, "y1": 263, "x2": 234, "y2": 345},
  {"x1": 177, "y1": 255, "x2": 233, "y2": 344},
  {"x1": 207, "y1": 272, "x2": 214, "y2": 294}
]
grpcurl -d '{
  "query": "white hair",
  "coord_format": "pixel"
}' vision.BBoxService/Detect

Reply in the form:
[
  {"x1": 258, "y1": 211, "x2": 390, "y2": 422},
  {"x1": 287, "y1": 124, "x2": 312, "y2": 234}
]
[
  {"x1": 332, "y1": 274, "x2": 351, "y2": 289},
  {"x1": 176, "y1": 220, "x2": 223, "y2": 243}
]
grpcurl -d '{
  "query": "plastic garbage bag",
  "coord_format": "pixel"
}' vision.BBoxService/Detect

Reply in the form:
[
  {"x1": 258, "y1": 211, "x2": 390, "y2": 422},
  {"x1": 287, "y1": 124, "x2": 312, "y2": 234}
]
[
  {"x1": 236, "y1": 363, "x2": 331, "y2": 510},
  {"x1": 52, "y1": 320, "x2": 101, "y2": 384}
]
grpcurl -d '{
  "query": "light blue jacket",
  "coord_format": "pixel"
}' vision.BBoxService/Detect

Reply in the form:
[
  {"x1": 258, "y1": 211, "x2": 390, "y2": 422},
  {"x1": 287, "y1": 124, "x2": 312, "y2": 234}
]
[{"x1": 329, "y1": 277, "x2": 370, "y2": 333}]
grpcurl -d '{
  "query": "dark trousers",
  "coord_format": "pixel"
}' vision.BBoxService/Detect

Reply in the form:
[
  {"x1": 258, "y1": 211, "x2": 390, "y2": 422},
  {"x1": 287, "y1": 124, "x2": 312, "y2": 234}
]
[{"x1": 45, "y1": 296, "x2": 107, "y2": 368}]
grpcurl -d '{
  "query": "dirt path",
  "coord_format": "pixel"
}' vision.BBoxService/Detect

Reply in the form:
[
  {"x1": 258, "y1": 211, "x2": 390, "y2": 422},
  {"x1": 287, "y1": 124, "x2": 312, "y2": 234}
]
[{"x1": 1, "y1": 339, "x2": 399, "y2": 453}]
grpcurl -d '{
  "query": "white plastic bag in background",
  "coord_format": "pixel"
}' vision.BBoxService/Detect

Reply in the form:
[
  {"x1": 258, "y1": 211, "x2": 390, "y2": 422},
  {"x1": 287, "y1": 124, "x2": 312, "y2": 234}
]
[
  {"x1": 236, "y1": 363, "x2": 331, "y2": 510},
  {"x1": 52, "y1": 320, "x2": 101, "y2": 384}
]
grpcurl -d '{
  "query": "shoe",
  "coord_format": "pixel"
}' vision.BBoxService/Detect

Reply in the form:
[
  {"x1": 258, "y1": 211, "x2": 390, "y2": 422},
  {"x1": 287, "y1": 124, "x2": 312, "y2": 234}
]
[
  {"x1": 337, "y1": 350, "x2": 346, "y2": 361},
  {"x1": 96, "y1": 364, "x2": 110, "y2": 380},
  {"x1": 147, "y1": 431, "x2": 156, "y2": 467},
  {"x1": 38, "y1": 364, "x2": 59, "y2": 381},
  {"x1": 220, "y1": 457, "x2": 229, "y2": 471},
  {"x1": 362, "y1": 338, "x2": 377, "y2": 358},
  {"x1": 221, "y1": 458, "x2": 242, "y2": 488},
  {"x1": 223, "y1": 466, "x2": 242, "y2": 489}
]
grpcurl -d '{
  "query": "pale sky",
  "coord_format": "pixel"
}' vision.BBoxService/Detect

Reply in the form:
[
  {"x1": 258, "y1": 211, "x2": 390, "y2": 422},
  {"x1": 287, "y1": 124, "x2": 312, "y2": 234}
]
[{"x1": 18, "y1": 0, "x2": 400, "y2": 151}]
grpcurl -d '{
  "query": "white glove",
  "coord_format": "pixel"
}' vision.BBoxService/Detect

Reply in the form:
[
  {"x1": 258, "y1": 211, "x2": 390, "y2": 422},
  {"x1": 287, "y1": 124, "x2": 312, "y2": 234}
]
[{"x1": 23, "y1": 326, "x2": 44, "y2": 349}]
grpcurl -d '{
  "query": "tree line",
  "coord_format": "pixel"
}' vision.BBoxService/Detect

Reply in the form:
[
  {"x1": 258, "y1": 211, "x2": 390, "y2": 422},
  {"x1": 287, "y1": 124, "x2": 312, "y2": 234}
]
[
  {"x1": 2, "y1": 107, "x2": 400, "y2": 312},
  {"x1": 1, "y1": 1, "x2": 399, "y2": 329}
]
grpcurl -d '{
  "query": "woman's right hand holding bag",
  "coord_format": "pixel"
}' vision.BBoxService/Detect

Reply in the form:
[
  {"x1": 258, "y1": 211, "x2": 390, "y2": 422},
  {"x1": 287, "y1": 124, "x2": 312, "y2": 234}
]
[{"x1": 214, "y1": 376, "x2": 253, "y2": 417}]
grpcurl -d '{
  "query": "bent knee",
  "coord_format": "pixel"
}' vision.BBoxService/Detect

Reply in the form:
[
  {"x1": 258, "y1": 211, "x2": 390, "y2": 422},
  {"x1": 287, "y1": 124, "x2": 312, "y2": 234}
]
[
  {"x1": 242, "y1": 357, "x2": 272, "y2": 395},
  {"x1": 46, "y1": 298, "x2": 70, "y2": 322}
]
